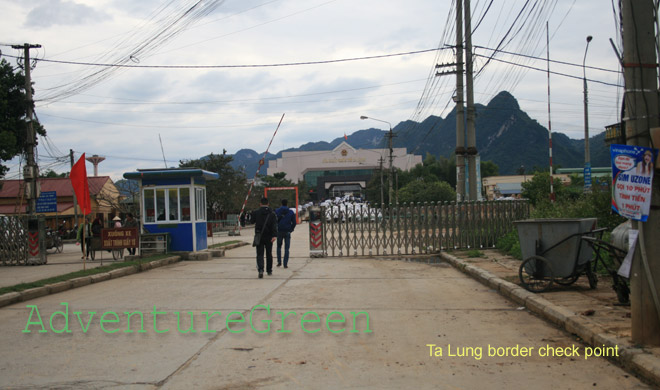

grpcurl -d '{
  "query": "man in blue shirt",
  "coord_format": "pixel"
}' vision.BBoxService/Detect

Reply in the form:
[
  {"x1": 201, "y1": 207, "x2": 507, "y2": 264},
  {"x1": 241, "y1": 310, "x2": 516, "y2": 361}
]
[{"x1": 275, "y1": 199, "x2": 297, "y2": 268}]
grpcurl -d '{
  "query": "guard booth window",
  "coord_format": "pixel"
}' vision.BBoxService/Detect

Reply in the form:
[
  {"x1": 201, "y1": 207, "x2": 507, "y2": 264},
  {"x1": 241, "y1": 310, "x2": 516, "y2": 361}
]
[
  {"x1": 144, "y1": 189, "x2": 155, "y2": 223},
  {"x1": 143, "y1": 187, "x2": 197, "y2": 223},
  {"x1": 180, "y1": 188, "x2": 191, "y2": 221},
  {"x1": 195, "y1": 188, "x2": 206, "y2": 221}
]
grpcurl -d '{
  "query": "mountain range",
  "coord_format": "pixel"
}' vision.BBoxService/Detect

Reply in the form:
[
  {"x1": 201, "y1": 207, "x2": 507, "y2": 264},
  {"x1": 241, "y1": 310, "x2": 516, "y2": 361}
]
[{"x1": 229, "y1": 91, "x2": 611, "y2": 176}]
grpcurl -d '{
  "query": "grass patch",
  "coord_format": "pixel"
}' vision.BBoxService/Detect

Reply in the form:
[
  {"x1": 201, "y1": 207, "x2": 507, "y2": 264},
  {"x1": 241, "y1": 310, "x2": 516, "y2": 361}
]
[
  {"x1": 0, "y1": 254, "x2": 174, "y2": 296},
  {"x1": 208, "y1": 240, "x2": 243, "y2": 249},
  {"x1": 466, "y1": 250, "x2": 485, "y2": 258}
]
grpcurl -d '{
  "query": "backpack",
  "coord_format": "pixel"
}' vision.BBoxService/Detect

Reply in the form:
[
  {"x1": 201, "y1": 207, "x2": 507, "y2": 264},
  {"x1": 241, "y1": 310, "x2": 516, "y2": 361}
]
[{"x1": 277, "y1": 208, "x2": 295, "y2": 233}]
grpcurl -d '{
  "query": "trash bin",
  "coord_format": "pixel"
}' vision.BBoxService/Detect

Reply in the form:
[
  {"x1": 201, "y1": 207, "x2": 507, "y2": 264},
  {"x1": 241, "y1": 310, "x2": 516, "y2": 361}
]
[{"x1": 514, "y1": 218, "x2": 597, "y2": 278}]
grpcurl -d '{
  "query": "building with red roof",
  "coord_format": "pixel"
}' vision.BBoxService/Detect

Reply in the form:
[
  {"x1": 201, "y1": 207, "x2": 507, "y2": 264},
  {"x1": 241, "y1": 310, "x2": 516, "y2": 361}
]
[{"x1": 0, "y1": 177, "x2": 122, "y2": 229}]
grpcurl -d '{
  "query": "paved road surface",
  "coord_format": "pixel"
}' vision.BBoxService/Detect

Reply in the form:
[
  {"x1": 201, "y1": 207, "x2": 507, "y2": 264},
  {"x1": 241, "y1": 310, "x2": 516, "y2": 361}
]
[{"x1": 0, "y1": 227, "x2": 650, "y2": 389}]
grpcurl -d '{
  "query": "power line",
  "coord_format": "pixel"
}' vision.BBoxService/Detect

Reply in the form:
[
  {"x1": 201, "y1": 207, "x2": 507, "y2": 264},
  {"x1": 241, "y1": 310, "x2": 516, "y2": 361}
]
[
  {"x1": 474, "y1": 45, "x2": 621, "y2": 74},
  {"x1": 2, "y1": 48, "x2": 446, "y2": 69},
  {"x1": 473, "y1": 54, "x2": 623, "y2": 87}
]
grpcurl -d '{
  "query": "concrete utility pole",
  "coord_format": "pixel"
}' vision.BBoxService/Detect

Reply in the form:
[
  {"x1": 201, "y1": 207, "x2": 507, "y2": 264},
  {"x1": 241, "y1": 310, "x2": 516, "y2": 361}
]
[
  {"x1": 12, "y1": 43, "x2": 41, "y2": 214},
  {"x1": 583, "y1": 35, "x2": 593, "y2": 193},
  {"x1": 379, "y1": 156, "x2": 384, "y2": 207},
  {"x1": 388, "y1": 129, "x2": 395, "y2": 204},
  {"x1": 464, "y1": 0, "x2": 478, "y2": 201},
  {"x1": 622, "y1": 0, "x2": 660, "y2": 345},
  {"x1": 455, "y1": 0, "x2": 466, "y2": 202}
]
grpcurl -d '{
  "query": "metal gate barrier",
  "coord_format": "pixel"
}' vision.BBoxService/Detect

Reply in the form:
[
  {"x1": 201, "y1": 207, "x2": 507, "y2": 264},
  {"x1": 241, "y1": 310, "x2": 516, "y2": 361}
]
[
  {"x1": 0, "y1": 215, "x2": 28, "y2": 265},
  {"x1": 320, "y1": 200, "x2": 529, "y2": 257}
]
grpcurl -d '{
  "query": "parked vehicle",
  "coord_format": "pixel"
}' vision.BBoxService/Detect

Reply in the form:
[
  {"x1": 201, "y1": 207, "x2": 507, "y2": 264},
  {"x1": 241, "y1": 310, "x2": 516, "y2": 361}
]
[{"x1": 45, "y1": 227, "x2": 64, "y2": 253}]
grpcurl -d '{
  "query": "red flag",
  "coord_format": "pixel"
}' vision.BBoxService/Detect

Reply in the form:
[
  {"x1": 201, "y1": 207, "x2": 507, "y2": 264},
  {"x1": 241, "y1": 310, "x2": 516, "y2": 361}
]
[
  {"x1": 70, "y1": 153, "x2": 91, "y2": 215},
  {"x1": 344, "y1": 133, "x2": 348, "y2": 141}
]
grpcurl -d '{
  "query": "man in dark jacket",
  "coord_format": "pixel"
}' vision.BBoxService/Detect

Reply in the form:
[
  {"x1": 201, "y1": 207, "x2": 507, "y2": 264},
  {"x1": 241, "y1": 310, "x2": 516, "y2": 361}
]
[
  {"x1": 251, "y1": 197, "x2": 278, "y2": 278},
  {"x1": 275, "y1": 199, "x2": 297, "y2": 268}
]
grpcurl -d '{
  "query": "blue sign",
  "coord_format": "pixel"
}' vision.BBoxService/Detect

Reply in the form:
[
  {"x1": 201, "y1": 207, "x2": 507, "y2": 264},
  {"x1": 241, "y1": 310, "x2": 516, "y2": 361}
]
[
  {"x1": 584, "y1": 162, "x2": 592, "y2": 189},
  {"x1": 36, "y1": 191, "x2": 57, "y2": 213}
]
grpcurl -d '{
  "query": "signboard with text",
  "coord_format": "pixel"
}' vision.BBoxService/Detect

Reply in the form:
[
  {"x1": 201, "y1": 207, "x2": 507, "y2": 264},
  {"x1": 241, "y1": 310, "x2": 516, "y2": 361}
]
[
  {"x1": 611, "y1": 144, "x2": 657, "y2": 221},
  {"x1": 101, "y1": 228, "x2": 139, "y2": 249},
  {"x1": 35, "y1": 191, "x2": 57, "y2": 213}
]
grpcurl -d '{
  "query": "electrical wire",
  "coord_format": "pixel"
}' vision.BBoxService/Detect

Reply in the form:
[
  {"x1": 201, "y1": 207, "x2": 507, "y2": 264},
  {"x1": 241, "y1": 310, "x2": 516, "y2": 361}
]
[{"x1": 2, "y1": 48, "x2": 445, "y2": 70}]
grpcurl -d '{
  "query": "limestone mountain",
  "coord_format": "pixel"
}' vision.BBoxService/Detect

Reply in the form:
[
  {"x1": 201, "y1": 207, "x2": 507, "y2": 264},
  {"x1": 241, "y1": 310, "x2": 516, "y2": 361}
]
[{"x1": 228, "y1": 91, "x2": 611, "y2": 175}]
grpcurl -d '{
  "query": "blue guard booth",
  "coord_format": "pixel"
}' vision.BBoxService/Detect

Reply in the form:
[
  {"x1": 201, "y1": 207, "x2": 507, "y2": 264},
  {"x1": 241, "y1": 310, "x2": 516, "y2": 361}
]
[{"x1": 123, "y1": 168, "x2": 219, "y2": 252}]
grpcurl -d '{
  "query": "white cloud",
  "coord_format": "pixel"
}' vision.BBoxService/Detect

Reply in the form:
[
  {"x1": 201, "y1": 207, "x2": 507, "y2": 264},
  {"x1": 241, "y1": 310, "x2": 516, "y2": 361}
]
[
  {"x1": 1, "y1": 0, "x2": 629, "y2": 181},
  {"x1": 24, "y1": 0, "x2": 110, "y2": 28}
]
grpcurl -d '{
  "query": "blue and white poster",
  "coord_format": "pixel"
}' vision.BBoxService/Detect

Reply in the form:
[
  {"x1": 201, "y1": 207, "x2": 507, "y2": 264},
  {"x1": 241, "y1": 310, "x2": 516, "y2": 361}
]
[{"x1": 611, "y1": 144, "x2": 657, "y2": 221}]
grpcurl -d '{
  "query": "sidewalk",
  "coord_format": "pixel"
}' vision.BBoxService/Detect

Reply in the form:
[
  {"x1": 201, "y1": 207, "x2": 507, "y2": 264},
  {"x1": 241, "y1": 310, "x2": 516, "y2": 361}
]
[
  {"x1": 440, "y1": 249, "x2": 660, "y2": 386},
  {"x1": 0, "y1": 229, "x2": 253, "y2": 289}
]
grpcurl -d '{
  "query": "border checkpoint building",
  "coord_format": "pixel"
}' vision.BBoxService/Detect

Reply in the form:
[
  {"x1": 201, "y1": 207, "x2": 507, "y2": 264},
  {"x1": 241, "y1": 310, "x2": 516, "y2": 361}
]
[{"x1": 267, "y1": 141, "x2": 422, "y2": 201}]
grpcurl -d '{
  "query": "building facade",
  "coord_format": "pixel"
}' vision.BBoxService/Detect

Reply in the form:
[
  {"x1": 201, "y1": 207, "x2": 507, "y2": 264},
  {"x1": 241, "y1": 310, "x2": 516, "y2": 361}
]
[
  {"x1": 267, "y1": 141, "x2": 422, "y2": 200},
  {"x1": 0, "y1": 177, "x2": 122, "y2": 230}
]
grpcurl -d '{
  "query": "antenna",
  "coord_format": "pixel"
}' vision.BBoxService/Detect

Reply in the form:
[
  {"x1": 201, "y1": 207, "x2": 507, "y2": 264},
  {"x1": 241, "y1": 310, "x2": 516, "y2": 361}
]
[{"x1": 159, "y1": 134, "x2": 167, "y2": 168}]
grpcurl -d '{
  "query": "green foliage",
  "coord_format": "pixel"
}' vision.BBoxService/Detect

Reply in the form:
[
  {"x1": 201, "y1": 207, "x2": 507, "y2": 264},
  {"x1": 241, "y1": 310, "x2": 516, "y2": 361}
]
[
  {"x1": 0, "y1": 59, "x2": 46, "y2": 178},
  {"x1": 521, "y1": 171, "x2": 566, "y2": 206},
  {"x1": 40, "y1": 169, "x2": 66, "y2": 178},
  {"x1": 365, "y1": 153, "x2": 498, "y2": 204},
  {"x1": 257, "y1": 173, "x2": 299, "y2": 210},
  {"x1": 398, "y1": 180, "x2": 456, "y2": 204},
  {"x1": 480, "y1": 160, "x2": 499, "y2": 178},
  {"x1": 530, "y1": 183, "x2": 625, "y2": 230},
  {"x1": 180, "y1": 152, "x2": 247, "y2": 217},
  {"x1": 495, "y1": 230, "x2": 522, "y2": 260}
]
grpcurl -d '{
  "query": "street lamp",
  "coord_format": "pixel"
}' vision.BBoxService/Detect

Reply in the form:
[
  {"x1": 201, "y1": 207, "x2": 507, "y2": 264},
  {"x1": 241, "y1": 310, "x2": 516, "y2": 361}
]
[
  {"x1": 583, "y1": 35, "x2": 593, "y2": 193},
  {"x1": 360, "y1": 115, "x2": 394, "y2": 205}
]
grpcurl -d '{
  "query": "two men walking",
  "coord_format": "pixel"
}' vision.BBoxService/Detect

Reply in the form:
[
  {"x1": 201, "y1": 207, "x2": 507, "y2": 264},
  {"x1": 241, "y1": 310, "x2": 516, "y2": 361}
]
[{"x1": 252, "y1": 197, "x2": 297, "y2": 278}]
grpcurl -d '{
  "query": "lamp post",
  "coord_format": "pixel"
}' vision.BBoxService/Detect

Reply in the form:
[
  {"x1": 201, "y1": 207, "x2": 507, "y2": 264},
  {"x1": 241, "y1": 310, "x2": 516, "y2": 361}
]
[
  {"x1": 360, "y1": 116, "x2": 394, "y2": 204},
  {"x1": 583, "y1": 35, "x2": 593, "y2": 193}
]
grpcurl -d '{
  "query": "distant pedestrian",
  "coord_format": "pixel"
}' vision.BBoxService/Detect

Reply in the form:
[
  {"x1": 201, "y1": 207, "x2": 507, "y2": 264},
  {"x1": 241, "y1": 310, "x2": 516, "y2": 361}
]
[
  {"x1": 113, "y1": 215, "x2": 122, "y2": 228},
  {"x1": 276, "y1": 199, "x2": 297, "y2": 268},
  {"x1": 91, "y1": 216, "x2": 103, "y2": 237},
  {"x1": 124, "y1": 213, "x2": 139, "y2": 255},
  {"x1": 77, "y1": 217, "x2": 92, "y2": 260},
  {"x1": 251, "y1": 197, "x2": 278, "y2": 279}
]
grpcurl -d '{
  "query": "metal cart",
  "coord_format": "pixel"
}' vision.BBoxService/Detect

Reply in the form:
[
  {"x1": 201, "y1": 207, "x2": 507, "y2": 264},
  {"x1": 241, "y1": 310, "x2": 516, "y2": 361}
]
[{"x1": 515, "y1": 218, "x2": 604, "y2": 293}]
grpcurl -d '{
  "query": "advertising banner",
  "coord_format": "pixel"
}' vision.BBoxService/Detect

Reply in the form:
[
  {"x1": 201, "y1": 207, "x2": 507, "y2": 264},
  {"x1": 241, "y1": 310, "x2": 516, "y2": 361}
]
[{"x1": 611, "y1": 144, "x2": 657, "y2": 221}]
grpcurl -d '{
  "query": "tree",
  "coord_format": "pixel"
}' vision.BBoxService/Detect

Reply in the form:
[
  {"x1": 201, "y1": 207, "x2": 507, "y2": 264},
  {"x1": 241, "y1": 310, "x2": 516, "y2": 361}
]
[
  {"x1": 480, "y1": 160, "x2": 499, "y2": 178},
  {"x1": 179, "y1": 152, "x2": 248, "y2": 218},
  {"x1": 0, "y1": 59, "x2": 46, "y2": 178},
  {"x1": 521, "y1": 171, "x2": 566, "y2": 206},
  {"x1": 398, "y1": 179, "x2": 456, "y2": 204},
  {"x1": 40, "y1": 169, "x2": 66, "y2": 178}
]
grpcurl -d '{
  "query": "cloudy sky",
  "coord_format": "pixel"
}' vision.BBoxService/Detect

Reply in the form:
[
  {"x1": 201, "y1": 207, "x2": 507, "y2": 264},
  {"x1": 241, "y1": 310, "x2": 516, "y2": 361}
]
[{"x1": 1, "y1": 0, "x2": 624, "y2": 181}]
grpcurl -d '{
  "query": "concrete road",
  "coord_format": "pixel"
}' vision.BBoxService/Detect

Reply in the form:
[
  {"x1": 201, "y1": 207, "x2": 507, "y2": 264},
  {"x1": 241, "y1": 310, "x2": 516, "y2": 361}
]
[{"x1": 0, "y1": 227, "x2": 650, "y2": 389}]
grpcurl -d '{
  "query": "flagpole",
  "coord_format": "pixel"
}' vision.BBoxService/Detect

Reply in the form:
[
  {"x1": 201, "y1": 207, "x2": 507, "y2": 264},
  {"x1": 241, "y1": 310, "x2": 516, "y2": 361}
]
[{"x1": 70, "y1": 152, "x2": 92, "y2": 270}]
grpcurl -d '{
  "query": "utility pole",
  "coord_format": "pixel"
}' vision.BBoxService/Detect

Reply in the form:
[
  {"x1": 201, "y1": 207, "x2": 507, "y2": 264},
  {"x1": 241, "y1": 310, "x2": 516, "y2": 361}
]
[
  {"x1": 379, "y1": 156, "x2": 384, "y2": 207},
  {"x1": 546, "y1": 23, "x2": 555, "y2": 202},
  {"x1": 583, "y1": 36, "x2": 593, "y2": 193},
  {"x1": 455, "y1": 0, "x2": 466, "y2": 202},
  {"x1": 388, "y1": 129, "x2": 396, "y2": 205},
  {"x1": 464, "y1": 0, "x2": 478, "y2": 201},
  {"x1": 70, "y1": 149, "x2": 78, "y2": 227},
  {"x1": 12, "y1": 43, "x2": 42, "y2": 214},
  {"x1": 622, "y1": 0, "x2": 660, "y2": 345}
]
